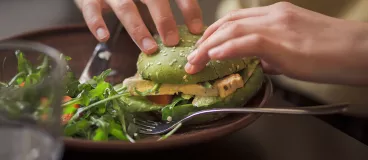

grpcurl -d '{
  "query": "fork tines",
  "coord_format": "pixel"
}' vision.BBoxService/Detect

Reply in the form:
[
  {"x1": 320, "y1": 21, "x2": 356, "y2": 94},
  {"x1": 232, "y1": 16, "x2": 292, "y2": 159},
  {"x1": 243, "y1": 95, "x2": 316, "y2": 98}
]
[{"x1": 133, "y1": 118, "x2": 160, "y2": 132}]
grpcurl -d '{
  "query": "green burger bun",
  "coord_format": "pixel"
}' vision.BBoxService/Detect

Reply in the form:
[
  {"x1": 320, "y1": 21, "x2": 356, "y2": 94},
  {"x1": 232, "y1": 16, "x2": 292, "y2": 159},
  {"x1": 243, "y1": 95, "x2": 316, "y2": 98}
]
[{"x1": 120, "y1": 25, "x2": 265, "y2": 124}]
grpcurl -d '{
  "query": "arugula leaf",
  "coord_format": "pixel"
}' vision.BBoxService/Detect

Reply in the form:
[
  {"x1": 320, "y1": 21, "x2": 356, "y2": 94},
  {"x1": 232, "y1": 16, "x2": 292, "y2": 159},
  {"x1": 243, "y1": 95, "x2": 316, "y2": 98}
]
[
  {"x1": 92, "y1": 69, "x2": 111, "y2": 83},
  {"x1": 63, "y1": 55, "x2": 72, "y2": 61},
  {"x1": 15, "y1": 50, "x2": 33, "y2": 77},
  {"x1": 8, "y1": 72, "x2": 25, "y2": 86},
  {"x1": 161, "y1": 96, "x2": 188, "y2": 121},
  {"x1": 64, "y1": 119, "x2": 91, "y2": 136},
  {"x1": 92, "y1": 127, "x2": 108, "y2": 141},
  {"x1": 89, "y1": 81, "x2": 110, "y2": 99},
  {"x1": 181, "y1": 94, "x2": 193, "y2": 100},
  {"x1": 64, "y1": 72, "x2": 80, "y2": 97},
  {"x1": 67, "y1": 92, "x2": 130, "y2": 124},
  {"x1": 162, "y1": 104, "x2": 196, "y2": 121},
  {"x1": 192, "y1": 96, "x2": 220, "y2": 107},
  {"x1": 202, "y1": 81, "x2": 212, "y2": 89},
  {"x1": 13, "y1": 51, "x2": 51, "y2": 86},
  {"x1": 110, "y1": 88, "x2": 135, "y2": 142},
  {"x1": 109, "y1": 121, "x2": 129, "y2": 141},
  {"x1": 90, "y1": 115, "x2": 113, "y2": 141},
  {"x1": 113, "y1": 83, "x2": 127, "y2": 93},
  {"x1": 119, "y1": 96, "x2": 163, "y2": 112},
  {"x1": 63, "y1": 69, "x2": 112, "y2": 107},
  {"x1": 35, "y1": 55, "x2": 50, "y2": 80},
  {"x1": 133, "y1": 83, "x2": 161, "y2": 96}
]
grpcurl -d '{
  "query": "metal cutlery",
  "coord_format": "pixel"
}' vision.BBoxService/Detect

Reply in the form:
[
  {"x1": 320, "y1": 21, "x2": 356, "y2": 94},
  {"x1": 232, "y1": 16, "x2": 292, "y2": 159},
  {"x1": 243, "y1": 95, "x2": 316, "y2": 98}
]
[
  {"x1": 79, "y1": 21, "x2": 123, "y2": 83},
  {"x1": 133, "y1": 102, "x2": 368, "y2": 135}
]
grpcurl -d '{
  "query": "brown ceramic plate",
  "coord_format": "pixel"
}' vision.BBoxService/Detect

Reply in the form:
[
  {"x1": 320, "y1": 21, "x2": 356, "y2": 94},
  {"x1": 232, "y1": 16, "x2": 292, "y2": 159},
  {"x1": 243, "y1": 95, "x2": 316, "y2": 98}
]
[{"x1": 1, "y1": 24, "x2": 273, "y2": 151}]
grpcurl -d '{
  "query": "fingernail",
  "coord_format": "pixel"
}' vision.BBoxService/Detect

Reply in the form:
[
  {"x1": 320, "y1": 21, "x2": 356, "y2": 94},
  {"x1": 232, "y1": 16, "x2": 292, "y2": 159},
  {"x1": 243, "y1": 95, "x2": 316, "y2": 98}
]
[
  {"x1": 142, "y1": 38, "x2": 157, "y2": 51},
  {"x1": 185, "y1": 63, "x2": 193, "y2": 73},
  {"x1": 187, "y1": 49, "x2": 198, "y2": 63},
  {"x1": 96, "y1": 28, "x2": 108, "y2": 40},
  {"x1": 165, "y1": 30, "x2": 179, "y2": 46},
  {"x1": 208, "y1": 47, "x2": 220, "y2": 58},
  {"x1": 191, "y1": 19, "x2": 203, "y2": 33}
]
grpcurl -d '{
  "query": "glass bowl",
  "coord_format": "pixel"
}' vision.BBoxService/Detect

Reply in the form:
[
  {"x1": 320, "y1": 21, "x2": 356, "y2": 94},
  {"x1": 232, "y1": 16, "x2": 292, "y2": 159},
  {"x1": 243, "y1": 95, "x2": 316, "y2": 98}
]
[{"x1": 0, "y1": 40, "x2": 67, "y2": 160}]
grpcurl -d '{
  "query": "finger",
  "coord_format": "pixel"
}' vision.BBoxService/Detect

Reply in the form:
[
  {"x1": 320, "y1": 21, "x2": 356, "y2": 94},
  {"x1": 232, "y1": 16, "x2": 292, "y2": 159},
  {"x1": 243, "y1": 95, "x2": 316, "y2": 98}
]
[
  {"x1": 188, "y1": 34, "x2": 280, "y2": 74},
  {"x1": 187, "y1": 17, "x2": 268, "y2": 65},
  {"x1": 184, "y1": 62, "x2": 206, "y2": 75},
  {"x1": 185, "y1": 33, "x2": 280, "y2": 75},
  {"x1": 175, "y1": 0, "x2": 204, "y2": 34},
  {"x1": 106, "y1": 0, "x2": 158, "y2": 54},
  {"x1": 196, "y1": 6, "x2": 269, "y2": 46},
  {"x1": 100, "y1": 1, "x2": 112, "y2": 12},
  {"x1": 143, "y1": 0, "x2": 179, "y2": 46},
  {"x1": 208, "y1": 34, "x2": 280, "y2": 60},
  {"x1": 81, "y1": 0, "x2": 110, "y2": 42},
  {"x1": 75, "y1": 0, "x2": 110, "y2": 11}
]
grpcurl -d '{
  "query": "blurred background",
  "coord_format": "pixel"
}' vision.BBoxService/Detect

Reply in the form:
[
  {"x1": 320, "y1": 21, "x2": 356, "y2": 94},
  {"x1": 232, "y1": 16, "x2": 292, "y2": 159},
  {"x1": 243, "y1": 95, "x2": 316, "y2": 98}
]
[
  {"x1": 1, "y1": 0, "x2": 368, "y2": 144},
  {"x1": 1, "y1": 0, "x2": 367, "y2": 39},
  {"x1": 0, "y1": 0, "x2": 221, "y2": 38}
]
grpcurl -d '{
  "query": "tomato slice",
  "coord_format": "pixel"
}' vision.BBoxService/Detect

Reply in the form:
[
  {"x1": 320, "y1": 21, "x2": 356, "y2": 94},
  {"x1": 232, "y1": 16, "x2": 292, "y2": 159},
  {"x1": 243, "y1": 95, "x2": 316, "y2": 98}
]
[
  {"x1": 63, "y1": 96, "x2": 72, "y2": 103},
  {"x1": 146, "y1": 95, "x2": 173, "y2": 106},
  {"x1": 61, "y1": 114, "x2": 73, "y2": 125},
  {"x1": 40, "y1": 97, "x2": 48, "y2": 106},
  {"x1": 63, "y1": 96, "x2": 80, "y2": 109}
]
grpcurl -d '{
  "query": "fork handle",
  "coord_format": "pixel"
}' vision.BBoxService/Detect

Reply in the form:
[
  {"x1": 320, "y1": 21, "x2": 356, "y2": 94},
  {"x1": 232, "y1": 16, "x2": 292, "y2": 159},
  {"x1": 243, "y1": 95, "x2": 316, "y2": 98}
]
[
  {"x1": 187, "y1": 103, "x2": 368, "y2": 119},
  {"x1": 340, "y1": 104, "x2": 368, "y2": 118}
]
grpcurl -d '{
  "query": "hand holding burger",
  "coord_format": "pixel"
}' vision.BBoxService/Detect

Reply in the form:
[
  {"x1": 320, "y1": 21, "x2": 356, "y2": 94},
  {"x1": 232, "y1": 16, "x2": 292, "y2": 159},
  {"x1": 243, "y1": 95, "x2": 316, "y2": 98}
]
[
  {"x1": 185, "y1": 2, "x2": 368, "y2": 86},
  {"x1": 120, "y1": 25, "x2": 265, "y2": 123}
]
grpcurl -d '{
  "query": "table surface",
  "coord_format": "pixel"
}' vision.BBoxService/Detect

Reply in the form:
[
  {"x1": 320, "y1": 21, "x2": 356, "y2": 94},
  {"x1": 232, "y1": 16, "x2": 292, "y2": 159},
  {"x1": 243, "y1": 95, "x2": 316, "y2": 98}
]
[{"x1": 62, "y1": 89, "x2": 368, "y2": 160}]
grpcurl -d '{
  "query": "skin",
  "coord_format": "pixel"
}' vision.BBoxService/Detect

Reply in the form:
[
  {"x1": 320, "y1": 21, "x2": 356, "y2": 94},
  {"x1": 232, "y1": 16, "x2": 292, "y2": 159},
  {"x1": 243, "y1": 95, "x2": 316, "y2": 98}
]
[
  {"x1": 184, "y1": 2, "x2": 368, "y2": 86},
  {"x1": 74, "y1": 0, "x2": 204, "y2": 54}
]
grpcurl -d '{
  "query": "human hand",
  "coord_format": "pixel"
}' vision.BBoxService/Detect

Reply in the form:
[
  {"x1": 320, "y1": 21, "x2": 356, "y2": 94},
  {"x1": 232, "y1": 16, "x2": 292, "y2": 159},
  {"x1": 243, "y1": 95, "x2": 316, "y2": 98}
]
[
  {"x1": 75, "y1": 0, "x2": 204, "y2": 54},
  {"x1": 185, "y1": 2, "x2": 368, "y2": 86}
]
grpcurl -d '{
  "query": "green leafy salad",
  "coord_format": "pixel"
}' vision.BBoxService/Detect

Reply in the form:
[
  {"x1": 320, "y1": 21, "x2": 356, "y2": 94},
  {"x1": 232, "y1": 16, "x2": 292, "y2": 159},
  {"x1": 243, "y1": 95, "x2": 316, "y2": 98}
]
[{"x1": 0, "y1": 51, "x2": 181, "y2": 142}]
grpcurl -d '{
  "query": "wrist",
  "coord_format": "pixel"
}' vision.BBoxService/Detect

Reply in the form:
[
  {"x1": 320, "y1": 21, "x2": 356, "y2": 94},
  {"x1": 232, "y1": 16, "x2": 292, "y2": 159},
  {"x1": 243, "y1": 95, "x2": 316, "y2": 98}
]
[{"x1": 349, "y1": 22, "x2": 368, "y2": 85}]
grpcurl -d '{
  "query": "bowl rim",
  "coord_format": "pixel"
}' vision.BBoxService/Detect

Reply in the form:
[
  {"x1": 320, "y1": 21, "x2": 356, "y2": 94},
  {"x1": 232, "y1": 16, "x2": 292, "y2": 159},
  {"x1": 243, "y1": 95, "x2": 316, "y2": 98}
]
[{"x1": 0, "y1": 24, "x2": 274, "y2": 151}]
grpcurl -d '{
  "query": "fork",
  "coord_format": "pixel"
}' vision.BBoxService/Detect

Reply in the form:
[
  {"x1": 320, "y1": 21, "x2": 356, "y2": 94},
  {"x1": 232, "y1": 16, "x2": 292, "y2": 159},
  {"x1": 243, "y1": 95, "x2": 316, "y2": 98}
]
[{"x1": 133, "y1": 102, "x2": 368, "y2": 135}]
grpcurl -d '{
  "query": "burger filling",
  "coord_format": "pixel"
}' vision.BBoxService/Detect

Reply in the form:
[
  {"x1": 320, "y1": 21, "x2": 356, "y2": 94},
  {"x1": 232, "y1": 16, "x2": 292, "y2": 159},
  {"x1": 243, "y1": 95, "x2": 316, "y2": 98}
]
[{"x1": 122, "y1": 73, "x2": 245, "y2": 106}]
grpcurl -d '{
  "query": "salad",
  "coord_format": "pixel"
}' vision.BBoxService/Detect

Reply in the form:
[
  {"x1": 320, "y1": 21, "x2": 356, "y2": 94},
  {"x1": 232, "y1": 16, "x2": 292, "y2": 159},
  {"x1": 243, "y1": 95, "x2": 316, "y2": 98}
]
[{"x1": 0, "y1": 51, "x2": 180, "y2": 142}]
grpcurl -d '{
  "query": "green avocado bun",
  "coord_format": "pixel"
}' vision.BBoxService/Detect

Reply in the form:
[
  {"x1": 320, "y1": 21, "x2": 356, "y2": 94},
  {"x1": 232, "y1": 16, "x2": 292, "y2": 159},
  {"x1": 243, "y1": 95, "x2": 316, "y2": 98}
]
[{"x1": 120, "y1": 25, "x2": 265, "y2": 124}]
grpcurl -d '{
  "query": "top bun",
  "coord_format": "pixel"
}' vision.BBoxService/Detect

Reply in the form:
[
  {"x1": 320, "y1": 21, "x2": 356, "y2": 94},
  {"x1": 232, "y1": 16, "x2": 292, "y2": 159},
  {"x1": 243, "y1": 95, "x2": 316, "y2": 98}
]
[{"x1": 136, "y1": 25, "x2": 251, "y2": 84}]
